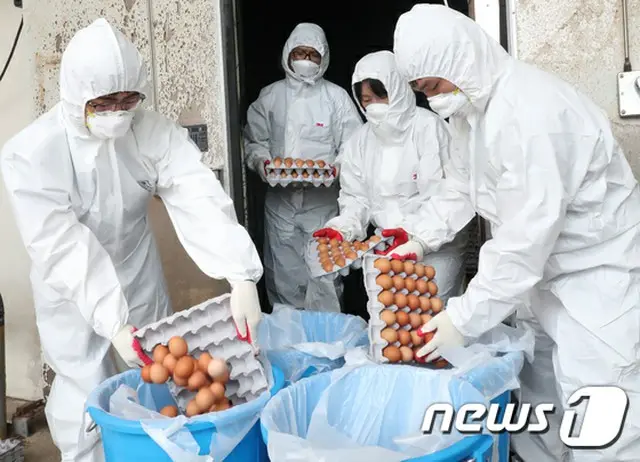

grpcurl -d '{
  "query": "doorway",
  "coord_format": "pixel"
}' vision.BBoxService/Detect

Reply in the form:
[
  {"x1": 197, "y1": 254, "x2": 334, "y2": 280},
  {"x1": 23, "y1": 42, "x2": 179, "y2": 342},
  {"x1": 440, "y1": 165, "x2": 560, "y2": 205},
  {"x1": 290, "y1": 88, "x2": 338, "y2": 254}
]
[{"x1": 226, "y1": 0, "x2": 471, "y2": 315}]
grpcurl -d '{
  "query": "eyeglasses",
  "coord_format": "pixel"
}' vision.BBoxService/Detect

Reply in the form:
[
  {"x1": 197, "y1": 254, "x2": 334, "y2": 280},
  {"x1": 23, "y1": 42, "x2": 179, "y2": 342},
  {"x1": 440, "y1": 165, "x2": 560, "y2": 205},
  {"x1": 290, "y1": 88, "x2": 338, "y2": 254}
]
[
  {"x1": 291, "y1": 48, "x2": 321, "y2": 61},
  {"x1": 87, "y1": 93, "x2": 145, "y2": 112}
]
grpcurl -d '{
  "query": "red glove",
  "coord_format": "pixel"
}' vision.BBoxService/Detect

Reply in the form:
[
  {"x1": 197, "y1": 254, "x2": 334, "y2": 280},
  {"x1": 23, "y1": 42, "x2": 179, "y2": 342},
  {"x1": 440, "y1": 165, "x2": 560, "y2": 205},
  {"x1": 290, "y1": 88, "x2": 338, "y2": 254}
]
[
  {"x1": 313, "y1": 228, "x2": 344, "y2": 242},
  {"x1": 375, "y1": 228, "x2": 409, "y2": 255}
]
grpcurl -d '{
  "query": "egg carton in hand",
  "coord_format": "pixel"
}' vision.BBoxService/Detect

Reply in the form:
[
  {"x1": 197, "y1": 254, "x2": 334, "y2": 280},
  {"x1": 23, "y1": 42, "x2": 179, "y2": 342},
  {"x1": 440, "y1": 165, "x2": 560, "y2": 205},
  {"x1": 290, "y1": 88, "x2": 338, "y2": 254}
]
[
  {"x1": 362, "y1": 254, "x2": 449, "y2": 368},
  {"x1": 266, "y1": 167, "x2": 335, "y2": 188},
  {"x1": 134, "y1": 294, "x2": 269, "y2": 411},
  {"x1": 306, "y1": 229, "x2": 394, "y2": 278}
]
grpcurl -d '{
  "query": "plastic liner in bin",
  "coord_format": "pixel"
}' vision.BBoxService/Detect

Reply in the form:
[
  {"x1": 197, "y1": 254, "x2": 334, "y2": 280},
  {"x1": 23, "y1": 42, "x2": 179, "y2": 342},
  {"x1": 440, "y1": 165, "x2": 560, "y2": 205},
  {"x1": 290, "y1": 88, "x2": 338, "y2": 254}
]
[{"x1": 258, "y1": 305, "x2": 369, "y2": 383}]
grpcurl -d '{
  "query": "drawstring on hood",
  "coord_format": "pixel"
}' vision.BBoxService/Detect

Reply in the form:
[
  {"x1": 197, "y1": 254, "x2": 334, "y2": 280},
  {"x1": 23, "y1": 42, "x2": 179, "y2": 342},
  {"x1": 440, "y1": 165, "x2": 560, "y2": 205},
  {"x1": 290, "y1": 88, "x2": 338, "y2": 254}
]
[{"x1": 281, "y1": 23, "x2": 329, "y2": 87}]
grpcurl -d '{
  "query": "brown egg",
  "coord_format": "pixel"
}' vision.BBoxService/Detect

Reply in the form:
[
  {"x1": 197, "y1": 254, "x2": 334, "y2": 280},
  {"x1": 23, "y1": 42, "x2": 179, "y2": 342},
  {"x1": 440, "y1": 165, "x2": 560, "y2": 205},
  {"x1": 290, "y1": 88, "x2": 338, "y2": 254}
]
[
  {"x1": 383, "y1": 346, "x2": 402, "y2": 363},
  {"x1": 404, "y1": 278, "x2": 417, "y2": 293},
  {"x1": 313, "y1": 171, "x2": 321, "y2": 178},
  {"x1": 141, "y1": 365, "x2": 152, "y2": 383},
  {"x1": 160, "y1": 405, "x2": 179, "y2": 417},
  {"x1": 280, "y1": 170, "x2": 288, "y2": 178},
  {"x1": 434, "y1": 358, "x2": 450, "y2": 369},
  {"x1": 284, "y1": 157, "x2": 294, "y2": 167},
  {"x1": 380, "y1": 309, "x2": 396, "y2": 326},
  {"x1": 210, "y1": 382, "x2": 226, "y2": 401},
  {"x1": 390, "y1": 260, "x2": 404, "y2": 274},
  {"x1": 399, "y1": 346, "x2": 414, "y2": 362},
  {"x1": 370, "y1": 235, "x2": 382, "y2": 243},
  {"x1": 186, "y1": 400, "x2": 200, "y2": 417},
  {"x1": 317, "y1": 243, "x2": 329, "y2": 252},
  {"x1": 295, "y1": 159, "x2": 305, "y2": 168},
  {"x1": 173, "y1": 374, "x2": 188, "y2": 387},
  {"x1": 414, "y1": 264, "x2": 426, "y2": 278},
  {"x1": 425, "y1": 265, "x2": 436, "y2": 279},
  {"x1": 215, "y1": 399, "x2": 232, "y2": 411},
  {"x1": 291, "y1": 171, "x2": 299, "y2": 179},
  {"x1": 329, "y1": 238, "x2": 340, "y2": 247},
  {"x1": 317, "y1": 160, "x2": 326, "y2": 168},
  {"x1": 381, "y1": 327, "x2": 399, "y2": 344},
  {"x1": 431, "y1": 298, "x2": 444, "y2": 313},
  {"x1": 168, "y1": 337, "x2": 188, "y2": 358},
  {"x1": 305, "y1": 159, "x2": 315, "y2": 168},
  {"x1": 196, "y1": 388, "x2": 216, "y2": 412},
  {"x1": 162, "y1": 354, "x2": 177, "y2": 374},
  {"x1": 322, "y1": 261, "x2": 334, "y2": 272},
  {"x1": 345, "y1": 251, "x2": 358, "y2": 260},
  {"x1": 213, "y1": 368, "x2": 231, "y2": 385},
  {"x1": 198, "y1": 353, "x2": 212, "y2": 373},
  {"x1": 395, "y1": 310, "x2": 410, "y2": 327},
  {"x1": 416, "y1": 279, "x2": 429, "y2": 295},
  {"x1": 334, "y1": 257, "x2": 346, "y2": 268},
  {"x1": 317, "y1": 237, "x2": 329, "y2": 244},
  {"x1": 302, "y1": 171, "x2": 310, "y2": 179},
  {"x1": 150, "y1": 364, "x2": 169, "y2": 384},
  {"x1": 187, "y1": 371, "x2": 208, "y2": 391},
  {"x1": 273, "y1": 157, "x2": 283, "y2": 167},
  {"x1": 409, "y1": 312, "x2": 423, "y2": 329},
  {"x1": 174, "y1": 356, "x2": 195, "y2": 378},
  {"x1": 378, "y1": 291, "x2": 394, "y2": 307},
  {"x1": 153, "y1": 345, "x2": 170, "y2": 364},
  {"x1": 397, "y1": 329, "x2": 411, "y2": 346},
  {"x1": 423, "y1": 330, "x2": 435, "y2": 344},
  {"x1": 419, "y1": 297, "x2": 432, "y2": 312},
  {"x1": 394, "y1": 293, "x2": 408, "y2": 309},
  {"x1": 427, "y1": 281, "x2": 439, "y2": 296},
  {"x1": 404, "y1": 261, "x2": 415, "y2": 275},
  {"x1": 410, "y1": 330, "x2": 424, "y2": 347},
  {"x1": 407, "y1": 294, "x2": 420, "y2": 311},
  {"x1": 374, "y1": 259, "x2": 392, "y2": 274},
  {"x1": 421, "y1": 313, "x2": 433, "y2": 325},
  {"x1": 392, "y1": 275, "x2": 405, "y2": 291}
]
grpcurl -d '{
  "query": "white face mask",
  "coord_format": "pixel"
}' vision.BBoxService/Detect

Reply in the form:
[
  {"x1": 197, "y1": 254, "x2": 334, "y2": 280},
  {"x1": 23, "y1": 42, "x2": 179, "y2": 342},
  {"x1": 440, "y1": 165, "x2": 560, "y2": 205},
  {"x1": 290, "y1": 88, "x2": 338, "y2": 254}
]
[
  {"x1": 291, "y1": 59, "x2": 320, "y2": 78},
  {"x1": 86, "y1": 110, "x2": 135, "y2": 139},
  {"x1": 428, "y1": 90, "x2": 470, "y2": 119},
  {"x1": 365, "y1": 103, "x2": 389, "y2": 126}
]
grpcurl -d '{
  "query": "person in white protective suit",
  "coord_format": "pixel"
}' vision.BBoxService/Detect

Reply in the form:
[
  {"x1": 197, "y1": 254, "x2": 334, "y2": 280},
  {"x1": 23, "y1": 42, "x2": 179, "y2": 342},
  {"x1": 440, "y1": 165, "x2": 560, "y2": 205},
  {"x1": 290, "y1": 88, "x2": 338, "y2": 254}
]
[
  {"x1": 313, "y1": 51, "x2": 469, "y2": 305},
  {"x1": 244, "y1": 23, "x2": 362, "y2": 313},
  {"x1": 0, "y1": 19, "x2": 263, "y2": 462},
  {"x1": 393, "y1": 5, "x2": 640, "y2": 461}
]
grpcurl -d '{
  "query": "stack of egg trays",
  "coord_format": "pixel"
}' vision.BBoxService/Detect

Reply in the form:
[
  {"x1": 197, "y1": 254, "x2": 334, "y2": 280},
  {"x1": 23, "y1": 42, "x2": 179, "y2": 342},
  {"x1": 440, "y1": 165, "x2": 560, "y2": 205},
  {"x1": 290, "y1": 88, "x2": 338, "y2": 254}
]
[
  {"x1": 363, "y1": 254, "x2": 437, "y2": 366},
  {"x1": 266, "y1": 162, "x2": 335, "y2": 188},
  {"x1": 134, "y1": 294, "x2": 269, "y2": 411},
  {"x1": 306, "y1": 229, "x2": 393, "y2": 278}
]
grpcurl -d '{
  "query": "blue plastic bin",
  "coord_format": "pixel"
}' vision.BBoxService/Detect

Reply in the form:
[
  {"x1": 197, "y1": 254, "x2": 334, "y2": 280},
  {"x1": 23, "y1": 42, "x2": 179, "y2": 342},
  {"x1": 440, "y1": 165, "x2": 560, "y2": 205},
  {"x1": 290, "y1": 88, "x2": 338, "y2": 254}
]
[{"x1": 87, "y1": 366, "x2": 284, "y2": 461}]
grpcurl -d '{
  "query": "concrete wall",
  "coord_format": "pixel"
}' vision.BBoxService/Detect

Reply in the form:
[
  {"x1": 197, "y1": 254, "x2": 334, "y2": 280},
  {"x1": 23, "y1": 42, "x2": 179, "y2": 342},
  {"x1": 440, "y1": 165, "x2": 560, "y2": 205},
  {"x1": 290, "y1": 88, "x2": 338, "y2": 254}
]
[
  {"x1": 513, "y1": 0, "x2": 640, "y2": 177},
  {"x1": 0, "y1": 0, "x2": 230, "y2": 400}
]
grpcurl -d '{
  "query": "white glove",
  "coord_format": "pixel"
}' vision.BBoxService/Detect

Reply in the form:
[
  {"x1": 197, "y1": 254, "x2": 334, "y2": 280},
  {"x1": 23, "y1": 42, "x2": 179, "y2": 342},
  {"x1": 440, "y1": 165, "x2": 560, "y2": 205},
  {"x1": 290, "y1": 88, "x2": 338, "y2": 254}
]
[
  {"x1": 389, "y1": 240, "x2": 425, "y2": 262},
  {"x1": 416, "y1": 311, "x2": 464, "y2": 362},
  {"x1": 111, "y1": 324, "x2": 152, "y2": 368},
  {"x1": 255, "y1": 158, "x2": 270, "y2": 182},
  {"x1": 230, "y1": 280, "x2": 262, "y2": 349}
]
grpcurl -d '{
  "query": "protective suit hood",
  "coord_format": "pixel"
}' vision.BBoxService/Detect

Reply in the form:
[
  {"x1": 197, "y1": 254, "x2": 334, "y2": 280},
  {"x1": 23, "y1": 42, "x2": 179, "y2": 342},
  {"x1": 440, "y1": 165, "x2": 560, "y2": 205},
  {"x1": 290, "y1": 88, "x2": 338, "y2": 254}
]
[
  {"x1": 281, "y1": 23, "x2": 329, "y2": 85},
  {"x1": 352, "y1": 51, "x2": 416, "y2": 141},
  {"x1": 59, "y1": 18, "x2": 148, "y2": 136},
  {"x1": 393, "y1": 5, "x2": 511, "y2": 112}
]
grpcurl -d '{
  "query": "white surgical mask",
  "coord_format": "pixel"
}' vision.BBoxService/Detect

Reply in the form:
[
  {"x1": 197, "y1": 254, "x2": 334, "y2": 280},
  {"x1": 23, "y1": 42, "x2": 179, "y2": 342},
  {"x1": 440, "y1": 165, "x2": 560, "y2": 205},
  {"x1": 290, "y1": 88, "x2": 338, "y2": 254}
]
[
  {"x1": 428, "y1": 89, "x2": 470, "y2": 119},
  {"x1": 291, "y1": 59, "x2": 320, "y2": 78},
  {"x1": 365, "y1": 103, "x2": 389, "y2": 126},
  {"x1": 86, "y1": 110, "x2": 134, "y2": 139}
]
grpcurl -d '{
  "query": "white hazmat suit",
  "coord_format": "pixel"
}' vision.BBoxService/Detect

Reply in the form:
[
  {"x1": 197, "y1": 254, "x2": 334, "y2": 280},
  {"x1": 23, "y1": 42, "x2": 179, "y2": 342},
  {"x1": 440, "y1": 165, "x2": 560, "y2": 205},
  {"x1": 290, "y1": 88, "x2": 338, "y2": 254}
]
[
  {"x1": 394, "y1": 5, "x2": 640, "y2": 461},
  {"x1": 323, "y1": 51, "x2": 468, "y2": 304},
  {"x1": 1, "y1": 19, "x2": 263, "y2": 462},
  {"x1": 244, "y1": 23, "x2": 362, "y2": 312}
]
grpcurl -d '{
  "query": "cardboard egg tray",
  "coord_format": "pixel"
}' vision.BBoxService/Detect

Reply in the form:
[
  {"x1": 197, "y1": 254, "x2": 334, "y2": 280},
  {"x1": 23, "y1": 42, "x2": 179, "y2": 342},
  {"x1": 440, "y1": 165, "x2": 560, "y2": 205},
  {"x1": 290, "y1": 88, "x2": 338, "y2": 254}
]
[
  {"x1": 362, "y1": 254, "x2": 449, "y2": 368},
  {"x1": 306, "y1": 229, "x2": 393, "y2": 278},
  {"x1": 134, "y1": 294, "x2": 269, "y2": 411},
  {"x1": 266, "y1": 159, "x2": 335, "y2": 188}
]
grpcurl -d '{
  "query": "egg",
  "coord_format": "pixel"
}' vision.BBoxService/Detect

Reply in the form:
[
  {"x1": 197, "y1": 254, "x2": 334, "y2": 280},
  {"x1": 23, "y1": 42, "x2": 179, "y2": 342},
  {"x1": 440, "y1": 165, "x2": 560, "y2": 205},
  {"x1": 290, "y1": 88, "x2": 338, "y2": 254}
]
[
  {"x1": 173, "y1": 374, "x2": 189, "y2": 387},
  {"x1": 392, "y1": 275, "x2": 405, "y2": 291},
  {"x1": 395, "y1": 310, "x2": 410, "y2": 327},
  {"x1": 370, "y1": 235, "x2": 382, "y2": 243},
  {"x1": 162, "y1": 354, "x2": 177, "y2": 374},
  {"x1": 215, "y1": 399, "x2": 232, "y2": 411},
  {"x1": 399, "y1": 346, "x2": 414, "y2": 362},
  {"x1": 407, "y1": 295, "x2": 420, "y2": 311},
  {"x1": 419, "y1": 296, "x2": 432, "y2": 312},
  {"x1": 317, "y1": 237, "x2": 329, "y2": 244},
  {"x1": 421, "y1": 313, "x2": 433, "y2": 325},
  {"x1": 380, "y1": 309, "x2": 396, "y2": 326},
  {"x1": 345, "y1": 251, "x2": 358, "y2": 260},
  {"x1": 141, "y1": 365, "x2": 152, "y2": 383},
  {"x1": 295, "y1": 159, "x2": 305, "y2": 167},
  {"x1": 390, "y1": 260, "x2": 404, "y2": 274},
  {"x1": 187, "y1": 370, "x2": 208, "y2": 391},
  {"x1": 306, "y1": 159, "x2": 315, "y2": 168},
  {"x1": 284, "y1": 157, "x2": 294, "y2": 167},
  {"x1": 334, "y1": 257, "x2": 346, "y2": 267},
  {"x1": 160, "y1": 405, "x2": 179, "y2": 417},
  {"x1": 313, "y1": 171, "x2": 321, "y2": 178},
  {"x1": 374, "y1": 259, "x2": 392, "y2": 273},
  {"x1": 434, "y1": 358, "x2": 450, "y2": 369},
  {"x1": 317, "y1": 243, "x2": 329, "y2": 252},
  {"x1": 423, "y1": 330, "x2": 435, "y2": 344},
  {"x1": 404, "y1": 261, "x2": 415, "y2": 275},
  {"x1": 431, "y1": 297, "x2": 444, "y2": 313},
  {"x1": 186, "y1": 399, "x2": 200, "y2": 417},
  {"x1": 404, "y1": 278, "x2": 417, "y2": 293},
  {"x1": 383, "y1": 345, "x2": 402, "y2": 363},
  {"x1": 394, "y1": 293, "x2": 408, "y2": 309},
  {"x1": 168, "y1": 337, "x2": 188, "y2": 358},
  {"x1": 207, "y1": 358, "x2": 229, "y2": 380},
  {"x1": 195, "y1": 388, "x2": 216, "y2": 412},
  {"x1": 302, "y1": 171, "x2": 310, "y2": 178},
  {"x1": 416, "y1": 279, "x2": 429, "y2": 295},
  {"x1": 317, "y1": 160, "x2": 326, "y2": 168},
  {"x1": 409, "y1": 312, "x2": 423, "y2": 329},
  {"x1": 280, "y1": 170, "x2": 288, "y2": 178},
  {"x1": 291, "y1": 171, "x2": 299, "y2": 179},
  {"x1": 153, "y1": 345, "x2": 170, "y2": 363},
  {"x1": 273, "y1": 157, "x2": 283, "y2": 167},
  {"x1": 410, "y1": 330, "x2": 424, "y2": 346},
  {"x1": 210, "y1": 382, "x2": 226, "y2": 401},
  {"x1": 414, "y1": 264, "x2": 426, "y2": 278},
  {"x1": 425, "y1": 265, "x2": 436, "y2": 279},
  {"x1": 378, "y1": 291, "x2": 394, "y2": 307},
  {"x1": 174, "y1": 356, "x2": 195, "y2": 378},
  {"x1": 397, "y1": 329, "x2": 411, "y2": 346},
  {"x1": 150, "y1": 364, "x2": 169, "y2": 384},
  {"x1": 427, "y1": 281, "x2": 439, "y2": 296},
  {"x1": 380, "y1": 327, "x2": 399, "y2": 344},
  {"x1": 329, "y1": 238, "x2": 340, "y2": 247},
  {"x1": 214, "y1": 368, "x2": 231, "y2": 385},
  {"x1": 322, "y1": 261, "x2": 334, "y2": 272}
]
